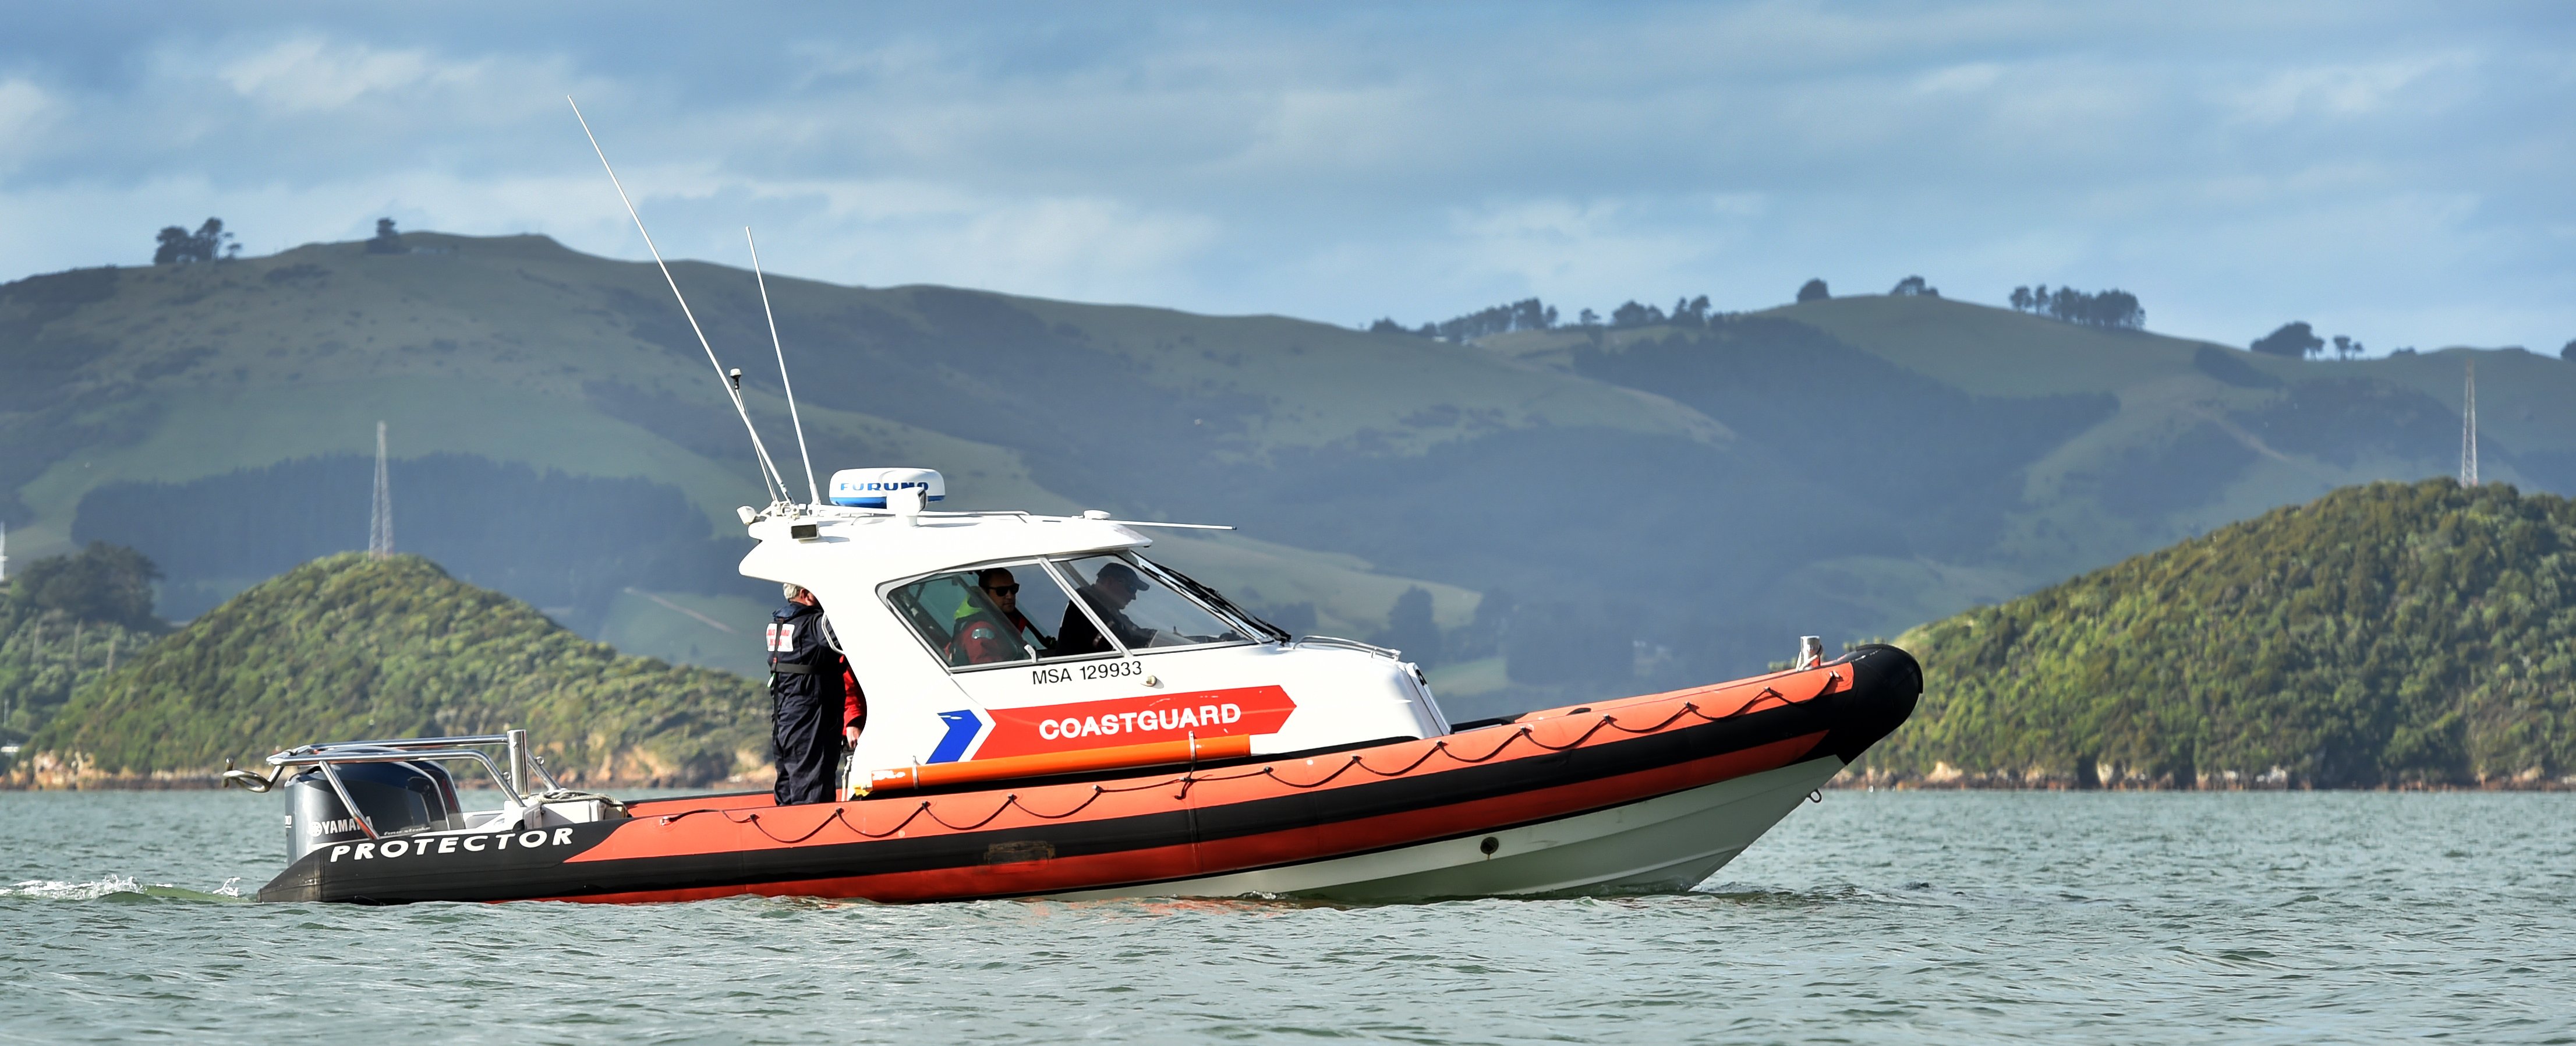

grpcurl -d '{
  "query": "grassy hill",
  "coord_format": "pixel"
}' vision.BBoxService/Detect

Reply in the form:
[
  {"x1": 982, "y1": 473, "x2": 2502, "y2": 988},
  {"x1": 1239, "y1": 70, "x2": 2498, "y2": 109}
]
[
  {"x1": 0, "y1": 234, "x2": 1652, "y2": 680},
  {"x1": 8, "y1": 553, "x2": 763, "y2": 787},
  {"x1": 6, "y1": 234, "x2": 2573, "y2": 718},
  {"x1": 1857, "y1": 479, "x2": 2576, "y2": 789},
  {"x1": 1480, "y1": 299, "x2": 2576, "y2": 639}
]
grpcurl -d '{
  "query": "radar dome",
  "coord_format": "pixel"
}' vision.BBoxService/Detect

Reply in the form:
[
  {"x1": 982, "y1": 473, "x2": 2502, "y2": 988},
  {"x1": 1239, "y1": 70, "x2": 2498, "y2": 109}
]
[{"x1": 829, "y1": 467, "x2": 946, "y2": 508}]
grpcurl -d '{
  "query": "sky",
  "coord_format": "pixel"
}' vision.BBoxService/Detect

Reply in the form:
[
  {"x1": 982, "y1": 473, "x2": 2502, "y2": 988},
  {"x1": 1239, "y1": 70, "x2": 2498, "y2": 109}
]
[{"x1": 2, "y1": 2, "x2": 2570, "y2": 355}]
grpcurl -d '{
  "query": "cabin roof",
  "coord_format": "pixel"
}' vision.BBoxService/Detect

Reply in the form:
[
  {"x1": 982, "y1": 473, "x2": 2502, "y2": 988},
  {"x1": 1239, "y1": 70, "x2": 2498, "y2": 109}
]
[{"x1": 738, "y1": 509, "x2": 1155, "y2": 589}]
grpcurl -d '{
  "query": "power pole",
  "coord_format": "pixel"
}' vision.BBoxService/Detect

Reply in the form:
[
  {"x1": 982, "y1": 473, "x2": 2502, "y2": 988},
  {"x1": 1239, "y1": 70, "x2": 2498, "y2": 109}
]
[
  {"x1": 2460, "y1": 359, "x2": 2479, "y2": 487},
  {"x1": 369, "y1": 421, "x2": 394, "y2": 559}
]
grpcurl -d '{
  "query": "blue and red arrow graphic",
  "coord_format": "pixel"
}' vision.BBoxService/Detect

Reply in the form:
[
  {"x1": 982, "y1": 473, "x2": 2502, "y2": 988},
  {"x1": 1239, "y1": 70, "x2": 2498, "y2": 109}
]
[{"x1": 926, "y1": 709, "x2": 988, "y2": 764}]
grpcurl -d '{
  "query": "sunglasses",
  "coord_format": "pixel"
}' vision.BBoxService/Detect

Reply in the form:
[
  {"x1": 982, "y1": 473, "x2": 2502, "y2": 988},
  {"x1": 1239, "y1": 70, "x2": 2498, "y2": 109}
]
[{"x1": 983, "y1": 584, "x2": 1021, "y2": 596}]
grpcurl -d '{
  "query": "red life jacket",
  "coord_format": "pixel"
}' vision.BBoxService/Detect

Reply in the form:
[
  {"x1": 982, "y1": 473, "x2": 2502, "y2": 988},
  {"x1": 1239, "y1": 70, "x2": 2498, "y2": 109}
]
[{"x1": 947, "y1": 609, "x2": 1037, "y2": 666}]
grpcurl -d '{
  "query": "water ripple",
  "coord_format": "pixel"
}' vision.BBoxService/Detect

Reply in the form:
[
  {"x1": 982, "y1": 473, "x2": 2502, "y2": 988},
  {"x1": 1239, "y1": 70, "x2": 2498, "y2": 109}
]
[{"x1": 3, "y1": 790, "x2": 2573, "y2": 1044}]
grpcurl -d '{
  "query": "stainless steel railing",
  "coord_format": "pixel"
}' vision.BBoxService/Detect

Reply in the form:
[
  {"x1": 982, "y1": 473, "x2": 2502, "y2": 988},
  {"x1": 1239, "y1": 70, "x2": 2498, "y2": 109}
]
[{"x1": 249, "y1": 729, "x2": 569, "y2": 840}]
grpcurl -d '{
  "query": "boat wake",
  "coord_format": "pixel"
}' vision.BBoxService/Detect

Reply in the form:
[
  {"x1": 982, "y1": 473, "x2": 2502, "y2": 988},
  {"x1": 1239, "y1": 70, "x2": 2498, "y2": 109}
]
[{"x1": 3, "y1": 875, "x2": 245, "y2": 902}]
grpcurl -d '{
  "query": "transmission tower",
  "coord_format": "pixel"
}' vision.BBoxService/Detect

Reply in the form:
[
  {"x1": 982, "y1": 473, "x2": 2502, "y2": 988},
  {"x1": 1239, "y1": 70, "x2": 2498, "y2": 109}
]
[
  {"x1": 369, "y1": 421, "x2": 394, "y2": 559},
  {"x1": 2460, "y1": 359, "x2": 2479, "y2": 487}
]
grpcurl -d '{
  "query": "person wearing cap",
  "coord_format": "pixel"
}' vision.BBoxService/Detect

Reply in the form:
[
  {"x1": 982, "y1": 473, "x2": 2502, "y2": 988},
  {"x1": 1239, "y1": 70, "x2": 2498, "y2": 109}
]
[
  {"x1": 766, "y1": 583, "x2": 865, "y2": 805},
  {"x1": 1057, "y1": 561, "x2": 1157, "y2": 655}
]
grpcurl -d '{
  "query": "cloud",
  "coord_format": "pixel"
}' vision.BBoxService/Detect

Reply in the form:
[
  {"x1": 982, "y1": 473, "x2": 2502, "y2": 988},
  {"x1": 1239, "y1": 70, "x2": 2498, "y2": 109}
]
[
  {"x1": 0, "y1": 5, "x2": 2567, "y2": 354},
  {"x1": 216, "y1": 36, "x2": 472, "y2": 112},
  {"x1": 0, "y1": 78, "x2": 61, "y2": 171},
  {"x1": 1913, "y1": 62, "x2": 2004, "y2": 95},
  {"x1": 2225, "y1": 52, "x2": 2472, "y2": 125}
]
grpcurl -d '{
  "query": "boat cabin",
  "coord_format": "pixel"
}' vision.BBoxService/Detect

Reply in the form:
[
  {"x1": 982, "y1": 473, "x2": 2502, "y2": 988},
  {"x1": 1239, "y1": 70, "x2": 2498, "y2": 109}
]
[{"x1": 741, "y1": 469, "x2": 1451, "y2": 794}]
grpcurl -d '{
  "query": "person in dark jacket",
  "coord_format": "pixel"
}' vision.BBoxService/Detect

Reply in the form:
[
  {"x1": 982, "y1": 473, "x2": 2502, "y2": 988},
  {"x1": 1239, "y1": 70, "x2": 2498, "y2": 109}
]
[
  {"x1": 1057, "y1": 561, "x2": 1156, "y2": 655},
  {"x1": 767, "y1": 584, "x2": 863, "y2": 805}
]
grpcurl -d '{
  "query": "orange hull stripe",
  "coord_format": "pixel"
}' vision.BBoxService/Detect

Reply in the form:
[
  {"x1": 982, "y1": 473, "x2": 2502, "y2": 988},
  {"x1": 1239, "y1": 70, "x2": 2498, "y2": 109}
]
[
  {"x1": 571, "y1": 662, "x2": 1849, "y2": 867},
  {"x1": 865, "y1": 734, "x2": 1255, "y2": 794},
  {"x1": 543, "y1": 731, "x2": 1823, "y2": 904}
]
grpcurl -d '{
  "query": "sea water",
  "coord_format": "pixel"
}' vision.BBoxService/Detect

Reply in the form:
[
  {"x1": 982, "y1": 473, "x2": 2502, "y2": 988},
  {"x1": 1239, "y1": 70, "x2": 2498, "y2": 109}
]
[{"x1": 3, "y1": 789, "x2": 2570, "y2": 1044}]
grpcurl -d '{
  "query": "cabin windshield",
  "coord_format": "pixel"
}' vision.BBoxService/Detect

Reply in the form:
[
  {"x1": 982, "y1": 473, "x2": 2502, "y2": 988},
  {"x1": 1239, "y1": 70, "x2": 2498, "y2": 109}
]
[
  {"x1": 890, "y1": 553, "x2": 1273, "y2": 670},
  {"x1": 1054, "y1": 554, "x2": 1251, "y2": 654},
  {"x1": 887, "y1": 560, "x2": 1089, "y2": 669}
]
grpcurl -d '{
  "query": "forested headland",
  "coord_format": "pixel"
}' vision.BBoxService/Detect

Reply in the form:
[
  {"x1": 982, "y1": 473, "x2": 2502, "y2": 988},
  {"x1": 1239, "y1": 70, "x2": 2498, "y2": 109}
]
[
  {"x1": 1857, "y1": 479, "x2": 2576, "y2": 789},
  {"x1": 6, "y1": 552, "x2": 763, "y2": 789}
]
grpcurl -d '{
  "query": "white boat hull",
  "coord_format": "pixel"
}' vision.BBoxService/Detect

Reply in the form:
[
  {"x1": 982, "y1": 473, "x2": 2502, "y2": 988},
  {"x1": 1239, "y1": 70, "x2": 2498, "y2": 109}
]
[{"x1": 1052, "y1": 755, "x2": 1844, "y2": 902}]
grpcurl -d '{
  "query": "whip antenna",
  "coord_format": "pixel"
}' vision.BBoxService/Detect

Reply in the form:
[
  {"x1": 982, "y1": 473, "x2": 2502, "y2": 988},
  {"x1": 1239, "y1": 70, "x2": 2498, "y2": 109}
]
[
  {"x1": 567, "y1": 97, "x2": 790, "y2": 506},
  {"x1": 746, "y1": 227, "x2": 819, "y2": 506}
]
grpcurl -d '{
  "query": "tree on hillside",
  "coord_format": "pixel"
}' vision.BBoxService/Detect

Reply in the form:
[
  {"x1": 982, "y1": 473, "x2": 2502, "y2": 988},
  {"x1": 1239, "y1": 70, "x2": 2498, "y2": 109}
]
[
  {"x1": 1889, "y1": 275, "x2": 1939, "y2": 298},
  {"x1": 2251, "y1": 321, "x2": 2325, "y2": 359},
  {"x1": 2561, "y1": 339, "x2": 2573, "y2": 363},
  {"x1": 1375, "y1": 586, "x2": 1442, "y2": 667},
  {"x1": 365, "y1": 217, "x2": 406, "y2": 255},
  {"x1": 1671, "y1": 295, "x2": 1711, "y2": 327},
  {"x1": 1796, "y1": 278, "x2": 1829, "y2": 303},
  {"x1": 2011, "y1": 284, "x2": 2145, "y2": 329},
  {"x1": 152, "y1": 218, "x2": 236, "y2": 264},
  {"x1": 1577, "y1": 308, "x2": 1599, "y2": 327},
  {"x1": 1360, "y1": 299, "x2": 1566, "y2": 341},
  {"x1": 1610, "y1": 300, "x2": 1667, "y2": 328},
  {"x1": 9, "y1": 543, "x2": 162, "y2": 631},
  {"x1": 1373, "y1": 298, "x2": 1562, "y2": 342},
  {"x1": 2055, "y1": 288, "x2": 2143, "y2": 329}
]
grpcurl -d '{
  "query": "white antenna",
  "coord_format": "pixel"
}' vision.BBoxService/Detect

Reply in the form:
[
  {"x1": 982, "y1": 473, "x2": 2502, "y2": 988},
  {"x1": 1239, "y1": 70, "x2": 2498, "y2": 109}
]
[
  {"x1": 746, "y1": 227, "x2": 819, "y2": 506},
  {"x1": 1, "y1": 519, "x2": 9, "y2": 582},
  {"x1": 567, "y1": 97, "x2": 791, "y2": 507},
  {"x1": 2461, "y1": 357, "x2": 2479, "y2": 487},
  {"x1": 369, "y1": 421, "x2": 394, "y2": 559}
]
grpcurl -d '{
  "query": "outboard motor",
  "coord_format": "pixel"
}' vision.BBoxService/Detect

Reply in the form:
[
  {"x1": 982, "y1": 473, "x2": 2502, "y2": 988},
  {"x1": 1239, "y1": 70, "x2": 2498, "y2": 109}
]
[{"x1": 282, "y1": 756, "x2": 462, "y2": 862}]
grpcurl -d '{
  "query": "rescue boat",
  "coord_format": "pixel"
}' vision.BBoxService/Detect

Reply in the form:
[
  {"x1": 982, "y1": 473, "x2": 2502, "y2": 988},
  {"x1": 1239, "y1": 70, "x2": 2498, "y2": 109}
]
[{"x1": 245, "y1": 468, "x2": 1919, "y2": 904}]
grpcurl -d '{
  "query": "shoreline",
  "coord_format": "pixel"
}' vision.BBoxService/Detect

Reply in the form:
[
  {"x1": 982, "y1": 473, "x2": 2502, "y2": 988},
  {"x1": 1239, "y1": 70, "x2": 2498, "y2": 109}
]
[{"x1": 1831, "y1": 769, "x2": 2576, "y2": 792}]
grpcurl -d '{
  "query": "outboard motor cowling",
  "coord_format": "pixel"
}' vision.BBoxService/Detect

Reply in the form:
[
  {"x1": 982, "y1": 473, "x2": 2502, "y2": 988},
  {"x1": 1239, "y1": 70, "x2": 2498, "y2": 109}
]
[{"x1": 282, "y1": 757, "x2": 461, "y2": 862}]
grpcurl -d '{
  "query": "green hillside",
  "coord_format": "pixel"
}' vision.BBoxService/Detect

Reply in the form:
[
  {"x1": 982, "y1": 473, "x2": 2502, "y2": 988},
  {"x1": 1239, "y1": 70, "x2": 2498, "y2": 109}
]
[
  {"x1": 9, "y1": 553, "x2": 763, "y2": 787},
  {"x1": 6, "y1": 234, "x2": 2573, "y2": 716},
  {"x1": 1858, "y1": 479, "x2": 2576, "y2": 789},
  {"x1": 0, "y1": 233, "x2": 1647, "y2": 681},
  {"x1": 0, "y1": 602, "x2": 162, "y2": 750},
  {"x1": 1480, "y1": 298, "x2": 2576, "y2": 640}
]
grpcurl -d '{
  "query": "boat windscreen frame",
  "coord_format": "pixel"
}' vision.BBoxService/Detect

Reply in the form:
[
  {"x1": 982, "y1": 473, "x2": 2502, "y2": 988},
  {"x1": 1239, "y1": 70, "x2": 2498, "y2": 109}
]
[
  {"x1": 878, "y1": 556, "x2": 1135, "y2": 674},
  {"x1": 878, "y1": 552, "x2": 1270, "y2": 673},
  {"x1": 1124, "y1": 553, "x2": 1291, "y2": 643},
  {"x1": 1052, "y1": 551, "x2": 1264, "y2": 656}
]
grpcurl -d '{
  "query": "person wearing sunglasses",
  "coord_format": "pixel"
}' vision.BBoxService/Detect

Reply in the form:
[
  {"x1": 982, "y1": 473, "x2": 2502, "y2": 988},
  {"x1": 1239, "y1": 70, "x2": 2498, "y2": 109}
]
[{"x1": 946, "y1": 567, "x2": 1051, "y2": 665}]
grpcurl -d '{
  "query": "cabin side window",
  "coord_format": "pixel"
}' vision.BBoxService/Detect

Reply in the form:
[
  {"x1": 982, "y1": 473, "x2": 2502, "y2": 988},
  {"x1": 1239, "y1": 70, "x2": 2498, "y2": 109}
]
[
  {"x1": 1053, "y1": 553, "x2": 1249, "y2": 654},
  {"x1": 887, "y1": 560, "x2": 1101, "y2": 670}
]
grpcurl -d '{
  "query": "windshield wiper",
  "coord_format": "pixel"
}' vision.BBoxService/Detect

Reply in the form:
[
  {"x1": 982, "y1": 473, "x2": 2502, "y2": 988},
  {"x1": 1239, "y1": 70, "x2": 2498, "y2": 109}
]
[{"x1": 1146, "y1": 559, "x2": 1292, "y2": 643}]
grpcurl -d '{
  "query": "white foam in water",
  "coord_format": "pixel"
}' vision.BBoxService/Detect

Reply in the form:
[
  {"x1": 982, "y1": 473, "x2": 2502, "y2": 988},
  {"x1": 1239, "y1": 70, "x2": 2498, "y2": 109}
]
[{"x1": 5, "y1": 875, "x2": 147, "y2": 900}]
